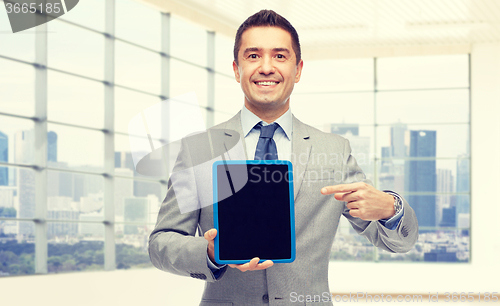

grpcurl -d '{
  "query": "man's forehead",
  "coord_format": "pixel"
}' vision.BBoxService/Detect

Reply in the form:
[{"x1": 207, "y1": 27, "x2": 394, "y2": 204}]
[
  {"x1": 242, "y1": 47, "x2": 291, "y2": 54},
  {"x1": 239, "y1": 26, "x2": 293, "y2": 49}
]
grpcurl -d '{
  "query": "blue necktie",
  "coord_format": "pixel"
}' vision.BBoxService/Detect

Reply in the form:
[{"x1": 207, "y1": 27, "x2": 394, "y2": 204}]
[{"x1": 254, "y1": 123, "x2": 279, "y2": 160}]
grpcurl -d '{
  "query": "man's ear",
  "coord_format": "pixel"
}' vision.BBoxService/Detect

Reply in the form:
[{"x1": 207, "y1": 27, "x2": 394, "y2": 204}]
[
  {"x1": 295, "y1": 59, "x2": 304, "y2": 83},
  {"x1": 233, "y1": 61, "x2": 241, "y2": 83}
]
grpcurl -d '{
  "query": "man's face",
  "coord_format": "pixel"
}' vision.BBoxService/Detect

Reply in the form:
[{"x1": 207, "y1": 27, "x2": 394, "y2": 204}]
[{"x1": 233, "y1": 26, "x2": 303, "y2": 115}]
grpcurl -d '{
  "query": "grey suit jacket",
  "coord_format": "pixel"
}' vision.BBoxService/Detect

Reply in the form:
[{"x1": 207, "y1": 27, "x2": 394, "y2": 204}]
[{"x1": 149, "y1": 112, "x2": 418, "y2": 306}]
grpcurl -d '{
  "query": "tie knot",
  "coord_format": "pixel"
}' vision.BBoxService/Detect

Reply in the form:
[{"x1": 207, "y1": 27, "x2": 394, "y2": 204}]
[{"x1": 258, "y1": 123, "x2": 278, "y2": 139}]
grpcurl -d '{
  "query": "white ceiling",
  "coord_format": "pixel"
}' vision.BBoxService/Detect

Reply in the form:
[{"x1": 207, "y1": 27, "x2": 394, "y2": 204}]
[{"x1": 143, "y1": 0, "x2": 500, "y2": 59}]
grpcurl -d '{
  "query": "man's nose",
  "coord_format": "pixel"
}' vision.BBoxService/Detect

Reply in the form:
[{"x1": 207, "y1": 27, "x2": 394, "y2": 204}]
[{"x1": 258, "y1": 56, "x2": 275, "y2": 75}]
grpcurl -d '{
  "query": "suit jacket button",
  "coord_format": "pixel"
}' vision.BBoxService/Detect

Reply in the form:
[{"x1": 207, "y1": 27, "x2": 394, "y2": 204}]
[
  {"x1": 199, "y1": 273, "x2": 207, "y2": 280},
  {"x1": 401, "y1": 226, "x2": 409, "y2": 237},
  {"x1": 262, "y1": 294, "x2": 269, "y2": 303}
]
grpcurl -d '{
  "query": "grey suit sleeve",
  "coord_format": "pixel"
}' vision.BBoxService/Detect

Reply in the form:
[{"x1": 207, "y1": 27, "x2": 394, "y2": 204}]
[
  {"x1": 340, "y1": 139, "x2": 419, "y2": 253},
  {"x1": 148, "y1": 138, "x2": 223, "y2": 282}
]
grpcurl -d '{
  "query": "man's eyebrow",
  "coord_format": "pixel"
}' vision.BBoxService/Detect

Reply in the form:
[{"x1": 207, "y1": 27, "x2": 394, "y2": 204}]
[
  {"x1": 242, "y1": 47, "x2": 291, "y2": 54},
  {"x1": 272, "y1": 48, "x2": 291, "y2": 54},
  {"x1": 243, "y1": 47, "x2": 262, "y2": 54}
]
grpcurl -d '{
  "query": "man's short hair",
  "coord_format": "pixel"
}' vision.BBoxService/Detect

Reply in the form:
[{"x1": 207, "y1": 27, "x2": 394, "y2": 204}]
[{"x1": 234, "y1": 10, "x2": 301, "y2": 65}]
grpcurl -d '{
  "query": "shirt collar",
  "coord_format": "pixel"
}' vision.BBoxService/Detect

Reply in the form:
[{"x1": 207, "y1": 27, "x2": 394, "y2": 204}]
[{"x1": 241, "y1": 105, "x2": 292, "y2": 140}]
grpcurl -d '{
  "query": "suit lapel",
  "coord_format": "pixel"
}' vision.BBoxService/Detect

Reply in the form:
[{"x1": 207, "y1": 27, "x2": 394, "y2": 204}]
[
  {"x1": 218, "y1": 112, "x2": 311, "y2": 199},
  {"x1": 221, "y1": 111, "x2": 247, "y2": 160},
  {"x1": 292, "y1": 115, "x2": 311, "y2": 200}
]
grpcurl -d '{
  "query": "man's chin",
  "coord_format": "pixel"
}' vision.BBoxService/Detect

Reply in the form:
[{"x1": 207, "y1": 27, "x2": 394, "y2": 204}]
[
  {"x1": 246, "y1": 99, "x2": 289, "y2": 112},
  {"x1": 250, "y1": 100, "x2": 279, "y2": 109}
]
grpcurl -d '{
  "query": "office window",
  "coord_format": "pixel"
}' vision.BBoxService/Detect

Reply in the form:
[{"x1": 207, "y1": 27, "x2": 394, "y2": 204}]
[
  {"x1": 47, "y1": 223, "x2": 105, "y2": 273},
  {"x1": 293, "y1": 92, "x2": 375, "y2": 126},
  {"x1": 115, "y1": 0, "x2": 160, "y2": 51},
  {"x1": 295, "y1": 58, "x2": 374, "y2": 93},
  {"x1": 170, "y1": 15, "x2": 207, "y2": 67},
  {"x1": 170, "y1": 59, "x2": 208, "y2": 108},
  {"x1": 376, "y1": 90, "x2": 469, "y2": 124},
  {"x1": 47, "y1": 124, "x2": 105, "y2": 172},
  {"x1": 0, "y1": 0, "x2": 172, "y2": 276},
  {"x1": 0, "y1": 59, "x2": 35, "y2": 118},
  {"x1": 115, "y1": 226, "x2": 153, "y2": 270},
  {"x1": 0, "y1": 0, "x2": 472, "y2": 278},
  {"x1": 0, "y1": 221, "x2": 35, "y2": 276},
  {"x1": 114, "y1": 88, "x2": 161, "y2": 135},
  {"x1": 377, "y1": 55, "x2": 469, "y2": 90},
  {"x1": 377, "y1": 55, "x2": 470, "y2": 261},
  {"x1": 0, "y1": 116, "x2": 36, "y2": 165},
  {"x1": 0, "y1": 8, "x2": 34, "y2": 62},
  {"x1": 115, "y1": 41, "x2": 161, "y2": 94},
  {"x1": 47, "y1": 171, "x2": 104, "y2": 219},
  {"x1": 214, "y1": 73, "x2": 243, "y2": 125},
  {"x1": 114, "y1": 178, "x2": 159, "y2": 269},
  {"x1": 58, "y1": 0, "x2": 104, "y2": 32},
  {"x1": 215, "y1": 33, "x2": 235, "y2": 76},
  {"x1": 47, "y1": 70, "x2": 105, "y2": 129},
  {"x1": 47, "y1": 19, "x2": 104, "y2": 79},
  {"x1": 295, "y1": 55, "x2": 470, "y2": 263}
]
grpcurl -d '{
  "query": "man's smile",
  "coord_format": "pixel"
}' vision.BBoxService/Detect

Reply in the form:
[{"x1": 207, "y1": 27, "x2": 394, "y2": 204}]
[
  {"x1": 254, "y1": 81, "x2": 280, "y2": 86},
  {"x1": 253, "y1": 80, "x2": 281, "y2": 90}
]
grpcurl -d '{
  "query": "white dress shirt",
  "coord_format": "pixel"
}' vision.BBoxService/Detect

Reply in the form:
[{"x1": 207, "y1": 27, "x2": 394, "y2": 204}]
[{"x1": 240, "y1": 105, "x2": 292, "y2": 161}]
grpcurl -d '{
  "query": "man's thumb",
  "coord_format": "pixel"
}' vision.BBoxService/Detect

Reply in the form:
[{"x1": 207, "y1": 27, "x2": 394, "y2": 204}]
[{"x1": 204, "y1": 228, "x2": 217, "y2": 241}]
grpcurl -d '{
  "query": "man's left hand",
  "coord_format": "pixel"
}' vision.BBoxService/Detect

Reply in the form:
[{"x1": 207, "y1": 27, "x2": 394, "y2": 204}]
[{"x1": 321, "y1": 182, "x2": 395, "y2": 221}]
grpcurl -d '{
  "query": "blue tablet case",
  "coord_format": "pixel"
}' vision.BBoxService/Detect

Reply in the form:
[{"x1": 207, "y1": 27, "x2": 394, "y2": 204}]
[{"x1": 213, "y1": 160, "x2": 295, "y2": 265}]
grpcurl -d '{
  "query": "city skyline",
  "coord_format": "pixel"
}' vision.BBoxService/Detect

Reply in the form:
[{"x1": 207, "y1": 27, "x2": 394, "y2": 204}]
[
  {"x1": 1, "y1": 125, "x2": 469, "y2": 223},
  {"x1": 1, "y1": 116, "x2": 470, "y2": 265},
  {"x1": 0, "y1": 128, "x2": 161, "y2": 244},
  {"x1": 330, "y1": 123, "x2": 470, "y2": 262}
]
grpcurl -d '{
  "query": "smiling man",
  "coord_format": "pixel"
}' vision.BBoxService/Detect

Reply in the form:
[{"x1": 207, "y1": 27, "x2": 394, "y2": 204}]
[
  {"x1": 233, "y1": 26, "x2": 303, "y2": 124},
  {"x1": 149, "y1": 10, "x2": 418, "y2": 306}
]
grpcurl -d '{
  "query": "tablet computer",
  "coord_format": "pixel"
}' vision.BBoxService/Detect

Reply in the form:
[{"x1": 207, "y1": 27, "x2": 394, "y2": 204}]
[{"x1": 212, "y1": 160, "x2": 295, "y2": 265}]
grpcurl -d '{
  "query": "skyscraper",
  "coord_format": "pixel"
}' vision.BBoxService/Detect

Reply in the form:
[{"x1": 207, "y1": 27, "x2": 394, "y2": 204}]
[
  {"x1": 15, "y1": 130, "x2": 58, "y2": 237},
  {"x1": 436, "y1": 168, "x2": 454, "y2": 226},
  {"x1": 379, "y1": 146, "x2": 394, "y2": 190},
  {"x1": 47, "y1": 196, "x2": 79, "y2": 238},
  {"x1": 15, "y1": 130, "x2": 35, "y2": 237},
  {"x1": 390, "y1": 124, "x2": 407, "y2": 191},
  {"x1": 405, "y1": 130, "x2": 437, "y2": 228},
  {"x1": 390, "y1": 123, "x2": 407, "y2": 159},
  {"x1": 0, "y1": 131, "x2": 8, "y2": 186},
  {"x1": 124, "y1": 197, "x2": 149, "y2": 235},
  {"x1": 47, "y1": 131, "x2": 57, "y2": 162},
  {"x1": 379, "y1": 124, "x2": 407, "y2": 192},
  {"x1": 329, "y1": 123, "x2": 372, "y2": 180},
  {"x1": 115, "y1": 167, "x2": 134, "y2": 217},
  {"x1": 456, "y1": 155, "x2": 470, "y2": 233},
  {"x1": 456, "y1": 157, "x2": 470, "y2": 215},
  {"x1": 114, "y1": 152, "x2": 121, "y2": 168}
]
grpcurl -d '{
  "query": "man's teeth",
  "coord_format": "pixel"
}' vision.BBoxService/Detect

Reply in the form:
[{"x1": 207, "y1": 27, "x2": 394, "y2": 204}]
[{"x1": 255, "y1": 81, "x2": 278, "y2": 85}]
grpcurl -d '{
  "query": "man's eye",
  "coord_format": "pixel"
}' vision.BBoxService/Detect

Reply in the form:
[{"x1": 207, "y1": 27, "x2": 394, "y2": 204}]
[
  {"x1": 249, "y1": 54, "x2": 258, "y2": 59},
  {"x1": 276, "y1": 54, "x2": 285, "y2": 59}
]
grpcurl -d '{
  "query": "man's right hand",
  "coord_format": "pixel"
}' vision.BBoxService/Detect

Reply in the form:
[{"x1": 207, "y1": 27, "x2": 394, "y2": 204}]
[
  {"x1": 228, "y1": 257, "x2": 274, "y2": 272},
  {"x1": 204, "y1": 228, "x2": 274, "y2": 272},
  {"x1": 204, "y1": 228, "x2": 218, "y2": 263}
]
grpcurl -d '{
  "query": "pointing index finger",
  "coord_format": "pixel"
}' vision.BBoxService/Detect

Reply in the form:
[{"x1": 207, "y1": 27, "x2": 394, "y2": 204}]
[{"x1": 321, "y1": 182, "x2": 365, "y2": 195}]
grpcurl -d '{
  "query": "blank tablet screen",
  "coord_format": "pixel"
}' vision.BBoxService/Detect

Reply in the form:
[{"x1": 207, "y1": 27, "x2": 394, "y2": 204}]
[{"x1": 214, "y1": 161, "x2": 294, "y2": 263}]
